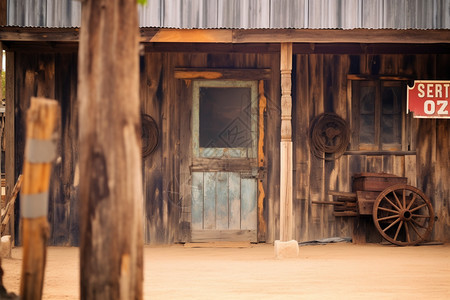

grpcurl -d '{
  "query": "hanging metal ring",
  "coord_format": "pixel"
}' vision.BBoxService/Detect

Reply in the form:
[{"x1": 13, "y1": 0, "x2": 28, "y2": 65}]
[
  {"x1": 308, "y1": 113, "x2": 350, "y2": 161},
  {"x1": 141, "y1": 114, "x2": 159, "y2": 158}
]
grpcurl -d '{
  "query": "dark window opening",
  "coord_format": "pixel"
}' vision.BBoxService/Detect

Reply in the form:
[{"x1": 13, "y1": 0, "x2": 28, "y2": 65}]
[
  {"x1": 352, "y1": 80, "x2": 405, "y2": 151},
  {"x1": 199, "y1": 87, "x2": 252, "y2": 148}
]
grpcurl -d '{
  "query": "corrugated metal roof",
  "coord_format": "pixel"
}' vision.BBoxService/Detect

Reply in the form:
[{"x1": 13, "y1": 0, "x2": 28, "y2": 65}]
[
  {"x1": 6, "y1": 0, "x2": 450, "y2": 30},
  {"x1": 7, "y1": 0, "x2": 81, "y2": 27}
]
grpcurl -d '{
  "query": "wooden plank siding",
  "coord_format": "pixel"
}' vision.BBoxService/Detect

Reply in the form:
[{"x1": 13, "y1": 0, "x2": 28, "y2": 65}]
[
  {"x1": 7, "y1": 46, "x2": 450, "y2": 245},
  {"x1": 10, "y1": 51, "x2": 79, "y2": 245},
  {"x1": 139, "y1": 51, "x2": 280, "y2": 244},
  {"x1": 293, "y1": 52, "x2": 450, "y2": 243}
]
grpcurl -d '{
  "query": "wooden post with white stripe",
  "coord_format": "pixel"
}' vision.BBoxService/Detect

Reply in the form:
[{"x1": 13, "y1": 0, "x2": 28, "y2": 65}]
[{"x1": 20, "y1": 97, "x2": 59, "y2": 300}]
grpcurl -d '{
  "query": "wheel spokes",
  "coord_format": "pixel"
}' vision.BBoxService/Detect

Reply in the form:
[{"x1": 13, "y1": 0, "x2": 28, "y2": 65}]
[
  {"x1": 383, "y1": 195, "x2": 401, "y2": 211},
  {"x1": 378, "y1": 214, "x2": 399, "y2": 222},
  {"x1": 411, "y1": 214, "x2": 430, "y2": 219},
  {"x1": 392, "y1": 191, "x2": 403, "y2": 209},
  {"x1": 411, "y1": 218, "x2": 428, "y2": 229},
  {"x1": 409, "y1": 221, "x2": 424, "y2": 241},
  {"x1": 406, "y1": 193, "x2": 417, "y2": 210},
  {"x1": 404, "y1": 221, "x2": 411, "y2": 243},
  {"x1": 410, "y1": 203, "x2": 427, "y2": 213},
  {"x1": 393, "y1": 220, "x2": 404, "y2": 241},
  {"x1": 378, "y1": 206, "x2": 399, "y2": 214},
  {"x1": 402, "y1": 190, "x2": 406, "y2": 208},
  {"x1": 373, "y1": 184, "x2": 434, "y2": 246},
  {"x1": 383, "y1": 217, "x2": 401, "y2": 233}
]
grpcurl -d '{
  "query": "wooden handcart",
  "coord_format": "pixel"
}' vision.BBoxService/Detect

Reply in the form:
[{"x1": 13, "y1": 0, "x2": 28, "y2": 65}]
[{"x1": 315, "y1": 173, "x2": 435, "y2": 246}]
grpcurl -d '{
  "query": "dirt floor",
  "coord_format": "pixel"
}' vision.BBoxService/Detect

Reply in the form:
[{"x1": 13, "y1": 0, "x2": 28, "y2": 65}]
[{"x1": 2, "y1": 242, "x2": 450, "y2": 299}]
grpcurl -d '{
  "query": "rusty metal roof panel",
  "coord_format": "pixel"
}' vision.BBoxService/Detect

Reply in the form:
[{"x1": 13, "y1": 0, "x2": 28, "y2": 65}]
[{"x1": 6, "y1": 0, "x2": 450, "y2": 29}]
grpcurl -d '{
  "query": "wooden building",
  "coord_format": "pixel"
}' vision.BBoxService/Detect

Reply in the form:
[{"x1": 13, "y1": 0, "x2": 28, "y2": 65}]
[{"x1": 1, "y1": 0, "x2": 449, "y2": 245}]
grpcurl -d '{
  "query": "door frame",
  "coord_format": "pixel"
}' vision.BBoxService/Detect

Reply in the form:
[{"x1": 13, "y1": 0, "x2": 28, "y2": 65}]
[
  {"x1": 190, "y1": 79, "x2": 259, "y2": 242},
  {"x1": 192, "y1": 80, "x2": 258, "y2": 159},
  {"x1": 175, "y1": 68, "x2": 272, "y2": 243}
]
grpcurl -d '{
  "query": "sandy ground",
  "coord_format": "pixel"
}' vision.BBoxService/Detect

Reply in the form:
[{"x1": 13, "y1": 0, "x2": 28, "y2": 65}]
[{"x1": 2, "y1": 242, "x2": 450, "y2": 299}]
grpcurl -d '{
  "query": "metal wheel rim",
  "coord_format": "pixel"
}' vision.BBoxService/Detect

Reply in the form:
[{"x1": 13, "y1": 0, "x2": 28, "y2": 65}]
[{"x1": 372, "y1": 184, "x2": 434, "y2": 246}]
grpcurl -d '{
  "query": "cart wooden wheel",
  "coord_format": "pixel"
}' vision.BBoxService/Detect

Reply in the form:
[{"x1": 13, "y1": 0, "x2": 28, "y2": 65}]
[{"x1": 372, "y1": 184, "x2": 434, "y2": 246}]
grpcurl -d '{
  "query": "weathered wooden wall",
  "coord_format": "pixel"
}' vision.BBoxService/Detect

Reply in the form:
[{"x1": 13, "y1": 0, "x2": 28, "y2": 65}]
[
  {"x1": 9, "y1": 45, "x2": 450, "y2": 245},
  {"x1": 139, "y1": 50, "x2": 280, "y2": 244},
  {"x1": 293, "y1": 52, "x2": 450, "y2": 243},
  {"x1": 12, "y1": 51, "x2": 79, "y2": 245}
]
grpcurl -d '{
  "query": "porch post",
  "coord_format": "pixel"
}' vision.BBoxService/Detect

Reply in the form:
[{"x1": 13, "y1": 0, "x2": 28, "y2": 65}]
[
  {"x1": 275, "y1": 43, "x2": 298, "y2": 258},
  {"x1": 280, "y1": 43, "x2": 293, "y2": 241}
]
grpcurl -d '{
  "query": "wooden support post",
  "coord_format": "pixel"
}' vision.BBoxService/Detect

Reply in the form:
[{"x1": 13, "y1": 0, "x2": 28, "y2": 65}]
[
  {"x1": 0, "y1": 0, "x2": 6, "y2": 27},
  {"x1": 5, "y1": 51, "x2": 15, "y2": 242},
  {"x1": 78, "y1": 1, "x2": 143, "y2": 299},
  {"x1": 0, "y1": 42, "x2": 3, "y2": 103},
  {"x1": 20, "y1": 97, "x2": 59, "y2": 300},
  {"x1": 1, "y1": 175, "x2": 23, "y2": 234},
  {"x1": 280, "y1": 43, "x2": 293, "y2": 242},
  {"x1": 257, "y1": 80, "x2": 267, "y2": 242}
]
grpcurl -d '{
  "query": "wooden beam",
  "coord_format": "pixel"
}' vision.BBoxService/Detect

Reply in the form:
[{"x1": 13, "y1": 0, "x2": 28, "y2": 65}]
[
  {"x1": 174, "y1": 68, "x2": 272, "y2": 80},
  {"x1": 3, "y1": 42, "x2": 78, "y2": 53},
  {"x1": 144, "y1": 43, "x2": 280, "y2": 53},
  {"x1": 279, "y1": 42, "x2": 293, "y2": 242},
  {"x1": 0, "y1": 27, "x2": 80, "y2": 41},
  {"x1": 148, "y1": 29, "x2": 232, "y2": 43},
  {"x1": 293, "y1": 43, "x2": 450, "y2": 54},
  {"x1": 233, "y1": 29, "x2": 450, "y2": 44},
  {"x1": 5, "y1": 40, "x2": 449, "y2": 55},
  {"x1": 1, "y1": 27, "x2": 450, "y2": 44}
]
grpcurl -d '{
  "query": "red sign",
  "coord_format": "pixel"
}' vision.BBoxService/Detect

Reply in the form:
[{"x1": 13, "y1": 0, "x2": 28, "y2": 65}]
[{"x1": 407, "y1": 81, "x2": 450, "y2": 118}]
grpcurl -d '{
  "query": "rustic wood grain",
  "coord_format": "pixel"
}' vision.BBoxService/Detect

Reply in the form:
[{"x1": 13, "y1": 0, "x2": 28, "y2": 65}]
[
  {"x1": 20, "y1": 97, "x2": 59, "y2": 300},
  {"x1": 257, "y1": 80, "x2": 267, "y2": 241},
  {"x1": 5, "y1": 52, "x2": 15, "y2": 241},
  {"x1": 1, "y1": 175, "x2": 23, "y2": 234},
  {"x1": 78, "y1": 1, "x2": 143, "y2": 298},
  {"x1": 8, "y1": 44, "x2": 450, "y2": 245},
  {"x1": 280, "y1": 43, "x2": 293, "y2": 242},
  {"x1": 174, "y1": 68, "x2": 271, "y2": 80}
]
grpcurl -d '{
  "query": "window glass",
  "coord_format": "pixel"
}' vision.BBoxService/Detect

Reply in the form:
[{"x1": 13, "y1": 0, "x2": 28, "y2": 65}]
[
  {"x1": 381, "y1": 85, "x2": 402, "y2": 144},
  {"x1": 199, "y1": 87, "x2": 252, "y2": 148},
  {"x1": 352, "y1": 80, "x2": 405, "y2": 151},
  {"x1": 359, "y1": 85, "x2": 375, "y2": 144}
]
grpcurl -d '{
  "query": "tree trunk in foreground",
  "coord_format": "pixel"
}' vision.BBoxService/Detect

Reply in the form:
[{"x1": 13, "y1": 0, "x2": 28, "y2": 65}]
[{"x1": 78, "y1": 1, "x2": 143, "y2": 299}]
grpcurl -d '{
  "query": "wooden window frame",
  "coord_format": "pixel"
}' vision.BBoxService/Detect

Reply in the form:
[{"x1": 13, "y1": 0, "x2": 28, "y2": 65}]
[
  {"x1": 348, "y1": 75, "x2": 411, "y2": 152},
  {"x1": 192, "y1": 80, "x2": 258, "y2": 159}
]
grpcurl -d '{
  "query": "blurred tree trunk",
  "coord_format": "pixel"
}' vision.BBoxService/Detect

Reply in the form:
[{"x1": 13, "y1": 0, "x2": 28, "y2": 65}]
[{"x1": 78, "y1": 1, "x2": 144, "y2": 299}]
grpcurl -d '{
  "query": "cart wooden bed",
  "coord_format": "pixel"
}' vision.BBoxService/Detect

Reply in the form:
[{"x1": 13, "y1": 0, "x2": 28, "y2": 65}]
[{"x1": 314, "y1": 173, "x2": 435, "y2": 246}]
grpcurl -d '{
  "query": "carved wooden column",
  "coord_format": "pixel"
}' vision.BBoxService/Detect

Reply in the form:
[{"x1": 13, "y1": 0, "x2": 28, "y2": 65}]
[{"x1": 280, "y1": 43, "x2": 293, "y2": 242}]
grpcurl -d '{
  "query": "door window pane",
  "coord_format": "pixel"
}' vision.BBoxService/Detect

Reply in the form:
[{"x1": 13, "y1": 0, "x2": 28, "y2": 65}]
[{"x1": 199, "y1": 87, "x2": 252, "y2": 148}]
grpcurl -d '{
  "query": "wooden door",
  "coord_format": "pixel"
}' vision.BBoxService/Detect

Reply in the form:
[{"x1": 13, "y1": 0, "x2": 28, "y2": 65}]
[{"x1": 191, "y1": 80, "x2": 258, "y2": 242}]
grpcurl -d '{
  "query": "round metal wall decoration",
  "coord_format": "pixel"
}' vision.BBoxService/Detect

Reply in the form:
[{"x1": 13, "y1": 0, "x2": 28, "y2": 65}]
[
  {"x1": 141, "y1": 114, "x2": 159, "y2": 158},
  {"x1": 308, "y1": 113, "x2": 350, "y2": 161}
]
